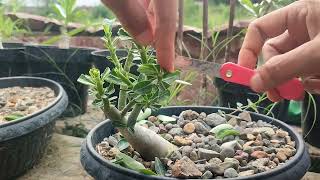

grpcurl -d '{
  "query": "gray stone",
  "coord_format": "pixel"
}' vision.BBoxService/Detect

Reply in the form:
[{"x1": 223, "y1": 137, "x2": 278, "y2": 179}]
[
  {"x1": 181, "y1": 146, "x2": 193, "y2": 157},
  {"x1": 201, "y1": 171, "x2": 213, "y2": 179},
  {"x1": 165, "y1": 123, "x2": 173, "y2": 130},
  {"x1": 198, "y1": 148, "x2": 220, "y2": 160},
  {"x1": 221, "y1": 140, "x2": 242, "y2": 150},
  {"x1": 224, "y1": 168, "x2": 239, "y2": 178},
  {"x1": 107, "y1": 136, "x2": 118, "y2": 147},
  {"x1": 251, "y1": 158, "x2": 269, "y2": 168},
  {"x1": 170, "y1": 150, "x2": 183, "y2": 161},
  {"x1": 205, "y1": 163, "x2": 224, "y2": 175},
  {"x1": 222, "y1": 135, "x2": 235, "y2": 142},
  {"x1": 239, "y1": 170, "x2": 255, "y2": 177},
  {"x1": 190, "y1": 150, "x2": 199, "y2": 161},
  {"x1": 168, "y1": 128, "x2": 183, "y2": 136},
  {"x1": 224, "y1": 158, "x2": 240, "y2": 169},
  {"x1": 205, "y1": 113, "x2": 226, "y2": 127},
  {"x1": 194, "y1": 122, "x2": 209, "y2": 134},
  {"x1": 196, "y1": 164, "x2": 206, "y2": 173},
  {"x1": 196, "y1": 143, "x2": 205, "y2": 148},
  {"x1": 164, "y1": 134, "x2": 174, "y2": 141},
  {"x1": 210, "y1": 144, "x2": 221, "y2": 153},
  {"x1": 253, "y1": 127, "x2": 275, "y2": 137},
  {"x1": 209, "y1": 157, "x2": 222, "y2": 164},
  {"x1": 238, "y1": 111, "x2": 252, "y2": 122},
  {"x1": 220, "y1": 148, "x2": 235, "y2": 160},
  {"x1": 181, "y1": 110, "x2": 199, "y2": 120}
]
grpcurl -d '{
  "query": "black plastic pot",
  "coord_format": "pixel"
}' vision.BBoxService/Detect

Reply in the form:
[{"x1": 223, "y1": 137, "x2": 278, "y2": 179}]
[
  {"x1": 214, "y1": 78, "x2": 290, "y2": 122},
  {"x1": 25, "y1": 45, "x2": 95, "y2": 117},
  {"x1": 302, "y1": 93, "x2": 320, "y2": 148},
  {"x1": 0, "y1": 43, "x2": 29, "y2": 77},
  {"x1": 80, "y1": 106, "x2": 310, "y2": 180},
  {"x1": 0, "y1": 76, "x2": 68, "y2": 180}
]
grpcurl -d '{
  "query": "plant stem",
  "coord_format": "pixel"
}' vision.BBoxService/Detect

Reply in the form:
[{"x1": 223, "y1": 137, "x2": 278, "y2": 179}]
[
  {"x1": 121, "y1": 100, "x2": 136, "y2": 117},
  {"x1": 127, "y1": 104, "x2": 143, "y2": 130},
  {"x1": 118, "y1": 88, "x2": 127, "y2": 110},
  {"x1": 59, "y1": 26, "x2": 70, "y2": 49},
  {"x1": 0, "y1": 35, "x2": 3, "y2": 49}
]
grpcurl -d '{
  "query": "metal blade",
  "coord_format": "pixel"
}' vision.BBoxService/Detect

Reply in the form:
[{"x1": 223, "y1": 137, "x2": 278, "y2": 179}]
[{"x1": 176, "y1": 57, "x2": 221, "y2": 78}]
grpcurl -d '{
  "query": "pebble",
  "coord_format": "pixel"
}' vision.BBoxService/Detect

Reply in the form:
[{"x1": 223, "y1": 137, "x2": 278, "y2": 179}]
[
  {"x1": 194, "y1": 121, "x2": 209, "y2": 134},
  {"x1": 107, "y1": 136, "x2": 118, "y2": 147},
  {"x1": 220, "y1": 147, "x2": 235, "y2": 160},
  {"x1": 172, "y1": 156, "x2": 202, "y2": 178},
  {"x1": 201, "y1": 170, "x2": 213, "y2": 179},
  {"x1": 239, "y1": 170, "x2": 255, "y2": 177},
  {"x1": 190, "y1": 150, "x2": 199, "y2": 161},
  {"x1": 221, "y1": 140, "x2": 242, "y2": 150},
  {"x1": 246, "y1": 134, "x2": 256, "y2": 141},
  {"x1": 165, "y1": 123, "x2": 173, "y2": 130},
  {"x1": 205, "y1": 163, "x2": 224, "y2": 175},
  {"x1": 276, "y1": 129, "x2": 289, "y2": 138},
  {"x1": 238, "y1": 111, "x2": 252, "y2": 122},
  {"x1": 168, "y1": 128, "x2": 183, "y2": 136},
  {"x1": 198, "y1": 148, "x2": 220, "y2": 160},
  {"x1": 210, "y1": 144, "x2": 222, "y2": 153},
  {"x1": 224, "y1": 168, "x2": 239, "y2": 178},
  {"x1": 183, "y1": 122, "x2": 196, "y2": 134},
  {"x1": 251, "y1": 151, "x2": 268, "y2": 159},
  {"x1": 224, "y1": 158, "x2": 240, "y2": 169},
  {"x1": 148, "y1": 116, "x2": 158, "y2": 122},
  {"x1": 205, "y1": 113, "x2": 226, "y2": 126},
  {"x1": 196, "y1": 164, "x2": 206, "y2": 173},
  {"x1": 164, "y1": 134, "x2": 174, "y2": 141},
  {"x1": 276, "y1": 151, "x2": 287, "y2": 162},
  {"x1": 149, "y1": 126, "x2": 160, "y2": 133},
  {"x1": 181, "y1": 110, "x2": 199, "y2": 120},
  {"x1": 170, "y1": 150, "x2": 183, "y2": 161},
  {"x1": 174, "y1": 136, "x2": 193, "y2": 146},
  {"x1": 158, "y1": 124, "x2": 167, "y2": 133},
  {"x1": 253, "y1": 127, "x2": 275, "y2": 137},
  {"x1": 209, "y1": 157, "x2": 222, "y2": 164},
  {"x1": 181, "y1": 146, "x2": 193, "y2": 157}
]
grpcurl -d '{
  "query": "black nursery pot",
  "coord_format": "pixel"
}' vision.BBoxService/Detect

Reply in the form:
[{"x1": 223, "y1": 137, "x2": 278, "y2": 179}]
[
  {"x1": 25, "y1": 45, "x2": 96, "y2": 117},
  {"x1": 0, "y1": 76, "x2": 68, "y2": 180},
  {"x1": 80, "y1": 106, "x2": 310, "y2": 180},
  {"x1": 214, "y1": 78, "x2": 290, "y2": 121},
  {"x1": 302, "y1": 93, "x2": 320, "y2": 148},
  {"x1": 0, "y1": 43, "x2": 29, "y2": 77}
]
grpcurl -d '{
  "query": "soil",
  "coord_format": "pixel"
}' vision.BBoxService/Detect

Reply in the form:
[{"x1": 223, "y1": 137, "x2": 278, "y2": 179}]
[
  {"x1": 96, "y1": 110, "x2": 296, "y2": 179},
  {"x1": 0, "y1": 86, "x2": 56, "y2": 124}
]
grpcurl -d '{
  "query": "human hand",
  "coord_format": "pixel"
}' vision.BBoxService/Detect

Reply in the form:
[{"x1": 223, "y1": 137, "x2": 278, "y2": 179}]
[
  {"x1": 238, "y1": 0, "x2": 320, "y2": 101},
  {"x1": 101, "y1": 0, "x2": 177, "y2": 72}
]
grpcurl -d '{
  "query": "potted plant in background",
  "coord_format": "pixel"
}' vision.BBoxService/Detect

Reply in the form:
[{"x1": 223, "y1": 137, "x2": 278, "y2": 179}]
[
  {"x1": 24, "y1": 0, "x2": 97, "y2": 117},
  {"x1": 0, "y1": 5, "x2": 28, "y2": 77},
  {"x1": 79, "y1": 23, "x2": 310, "y2": 180},
  {"x1": 0, "y1": 76, "x2": 68, "y2": 180}
]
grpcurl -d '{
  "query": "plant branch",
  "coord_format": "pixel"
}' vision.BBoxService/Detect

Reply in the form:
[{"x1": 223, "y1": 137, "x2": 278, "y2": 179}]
[
  {"x1": 121, "y1": 99, "x2": 136, "y2": 117},
  {"x1": 127, "y1": 104, "x2": 143, "y2": 131}
]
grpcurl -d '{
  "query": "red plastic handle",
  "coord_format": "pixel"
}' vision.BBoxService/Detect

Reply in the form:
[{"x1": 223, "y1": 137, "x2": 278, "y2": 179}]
[{"x1": 219, "y1": 63, "x2": 304, "y2": 101}]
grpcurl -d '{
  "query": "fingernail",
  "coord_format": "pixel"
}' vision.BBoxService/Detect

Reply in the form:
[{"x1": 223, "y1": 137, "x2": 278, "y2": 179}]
[{"x1": 251, "y1": 74, "x2": 264, "y2": 92}]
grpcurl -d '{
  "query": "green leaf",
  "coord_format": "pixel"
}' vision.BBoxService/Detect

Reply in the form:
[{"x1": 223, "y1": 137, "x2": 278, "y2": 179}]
[
  {"x1": 101, "y1": 67, "x2": 111, "y2": 80},
  {"x1": 157, "y1": 115, "x2": 176, "y2": 122},
  {"x1": 136, "y1": 120, "x2": 149, "y2": 125},
  {"x1": 210, "y1": 124, "x2": 234, "y2": 134},
  {"x1": 4, "y1": 113, "x2": 24, "y2": 121},
  {"x1": 77, "y1": 74, "x2": 95, "y2": 86},
  {"x1": 133, "y1": 80, "x2": 154, "y2": 94},
  {"x1": 116, "y1": 152, "x2": 145, "y2": 171},
  {"x1": 137, "y1": 108, "x2": 152, "y2": 121},
  {"x1": 155, "y1": 157, "x2": 166, "y2": 176},
  {"x1": 238, "y1": 0, "x2": 258, "y2": 16},
  {"x1": 116, "y1": 139, "x2": 130, "y2": 151},
  {"x1": 138, "y1": 64, "x2": 160, "y2": 76},
  {"x1": 162, "y1": 71, "x2": 180, "y2": 84},
  {"x1": 139, "y1": 169, "x2": 157, "y2": 176},
  {"x1": 174, "y1": 80, "x2": 192, "y2": 86},
  {"x1": 216, "y1": 129, "x2": 240, "y2": 140}
]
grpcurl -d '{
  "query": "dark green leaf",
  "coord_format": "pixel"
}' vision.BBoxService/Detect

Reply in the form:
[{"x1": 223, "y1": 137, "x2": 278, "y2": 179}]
[
  {"x1": 116, "y1": 139, "x2": 130, "y2": 151},
  {"x1": 4, "y1": 113, "x2": 24, "y2": 121},
  {"x1": 77, "y1": 74, "x2": 95, "y2": 86},
  {"x1": 155, "y1": 157, "x2": 166, "y2": 176},
  {"x1": 133, "y1": 80, "x2": 154, "y2": 94},
  {"x1": 138, "y1": 64, "x2": 160, "y2": 76},
  {"x1": 162, "y1": 71, "x2": 180, "y2": 84},
  {"x1": 139, "y1": 169, "x2": 157, "y2": 176}
]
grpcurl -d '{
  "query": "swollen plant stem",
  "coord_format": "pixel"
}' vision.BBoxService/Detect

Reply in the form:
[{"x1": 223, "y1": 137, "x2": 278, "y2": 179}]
[
  {"x1": 59, "y1": 27, "x2": 70, "y2": 49},
  {"x1": 118, "y1": 88, "x2": 127, "y2": 110},
  {"x1": 119, "y1": 125, "x2": 178, "y2": 161}
]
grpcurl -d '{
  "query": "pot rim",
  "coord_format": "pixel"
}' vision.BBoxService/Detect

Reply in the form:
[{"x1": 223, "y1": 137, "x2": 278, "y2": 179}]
[
  {"x1": 0, "y1": 76, "x2": 64, "y2": 128},
  {"x1": 85, "y1": 106, "x2": 308, "y2": 180}
]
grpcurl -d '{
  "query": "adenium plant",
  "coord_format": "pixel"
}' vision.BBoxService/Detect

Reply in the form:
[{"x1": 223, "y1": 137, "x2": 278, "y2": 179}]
[{"x1": 78, "y1": 22, "x2": 189, "y2": 161}]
